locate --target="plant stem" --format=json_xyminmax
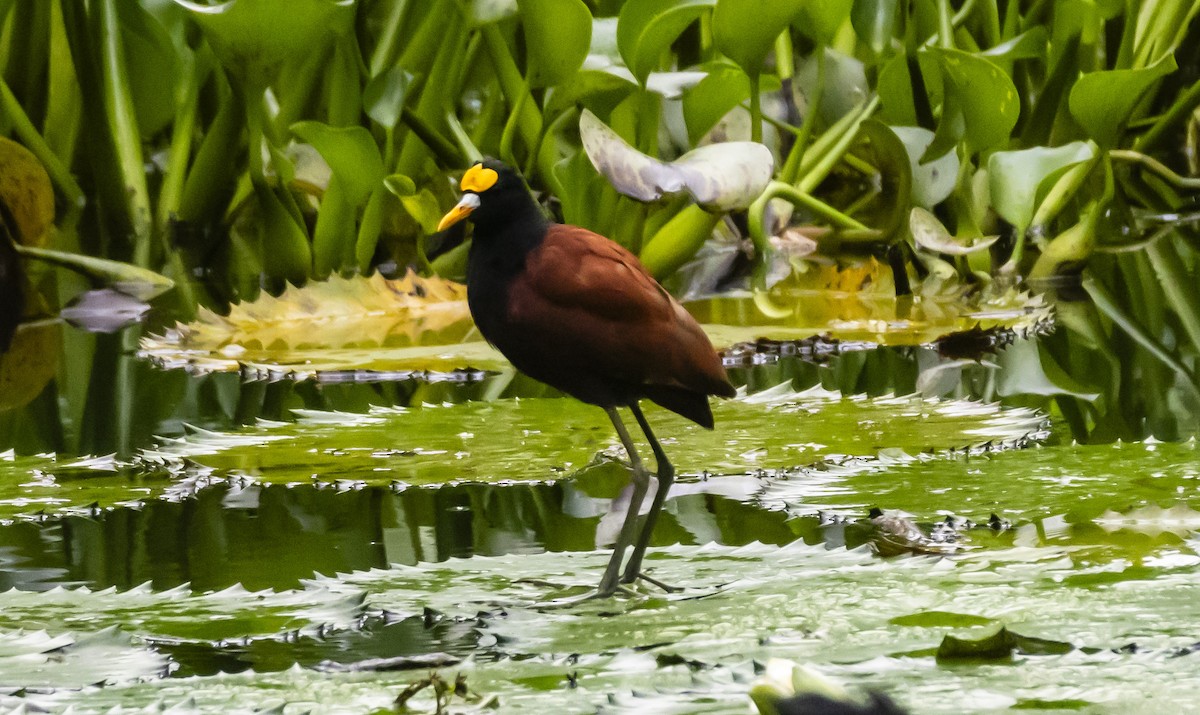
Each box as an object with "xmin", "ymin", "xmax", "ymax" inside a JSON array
[
  {"xmin": 781, "ymin": 46, "xmax": 823, "ymax": 185},
  {"xmin": 749, "ymin": 74, "xmax": 762, "ymax": 143},
  {"xmin": 1110, "ymin": 148, "xmax": 1200, "ymax": 190},
  {"xmin": 797, "ymin": 95, "xmax": 881, "ymax": 194},
  {"xmin": 1083, "ymin": 273, "xmax": 1200, "ymax": 404},
  {"xmin": 0, "ymin": 78, "xmax": 83, "ymax": 207},
  {"xmin": 97, "ymin": 0, "xmax": 151, "ymax": 265}
]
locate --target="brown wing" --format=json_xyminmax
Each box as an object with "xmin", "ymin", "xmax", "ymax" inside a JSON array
[{"xmin": 506, "ymin": 224, "xmax": 733, "ymax": 399}]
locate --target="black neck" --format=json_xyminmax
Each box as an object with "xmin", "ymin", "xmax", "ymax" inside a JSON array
[{"xmin": 467, "ymin": 190, "xmax": 551, "ymax": 275}]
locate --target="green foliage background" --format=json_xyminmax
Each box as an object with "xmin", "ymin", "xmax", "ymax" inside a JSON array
[{"xmin": 1, "ymin": 0, "xmax": 1200, "ymax": 448}]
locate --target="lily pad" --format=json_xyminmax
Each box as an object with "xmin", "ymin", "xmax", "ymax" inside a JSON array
[
  {"xmin": 138, "ymin": 271, "xmax": 500, "ymax": 378},
  {"xmin": 694, "ymin": 270, "xmax": 1053, "ymax": 348},
  {"xmin": 135, "ymin": 392, "xmax": 1047, "ymax": 490},
  {"xmin": 579, "ymin": 108, "xmax": 774, "ymax": 211}
]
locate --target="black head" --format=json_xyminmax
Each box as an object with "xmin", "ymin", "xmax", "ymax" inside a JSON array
[{"xmin": 437, "ymin": 159, "xmax": 542, "ymax": 234}]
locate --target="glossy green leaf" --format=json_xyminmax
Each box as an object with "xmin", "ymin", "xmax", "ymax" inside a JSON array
[
  {"xmin": 1069, "ymin": 53, "xmax": 1177, "ymax": 148},
  {"xmin": 712, "ymin": 0, "xmax": 803, "ymax": 78},
  {"xmin": 987, "ymin": 141, "xmax": 1094, "ymax": 233},
  {"xmin": 616, "ymin": 0, "xmax": 714, "ymax": 85},
  {"xmin": 15, "ymin": 245, "xmax": 174, "ymax": 300},
  {"xmin": 517, "ymin": 0, "xmax": 592, "ymax": 87},
  {"xmin": 362, "ymin": 65, "xmax": 411, "ymax": 129},
  {"xmin": 543, "ymin": 69, "xmax": 637, "ymax": 119},
  {"xmin": 850, "ymin": 0, "xmax": 898, "ymax": 54},
  {"xmin": 681, "ymin": 65, "xmax": 780, "ymax": 144},
  {"xmin": 116, "ymin": 0, "xmax": 182, "ymax": 139},
  {"xmin": 174, "ymin": 0, "xmax": 355, "ymax": 88},
  {"xmin": 290, "ymin": 122, "xmax": 384, "ymax": 205},
  {"xmin": 580, "ymin": 108, "xmax": 773, "ymax": 211},
  {"xmin": 981, "ymin": 26, "xmax": 1048, "ymax": 61},
  {"xmin": 921, "ymin": 47, "xmax": 1019, "ymax": 160},
  {"xmin": 891, "ymin": 126, "xmax": 958, "ymax": 209},
  {"xmin": 794, "ymin": 0, "xmax": 855, "ymax": 45}
]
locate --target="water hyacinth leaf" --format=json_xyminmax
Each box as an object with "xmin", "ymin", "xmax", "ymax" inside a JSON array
[
  {"xmin": 712, "ymin": 0, "xmax": 803, "ymax": 78},
  {"xmin": 794, "ymin": 0, "xmax": 854, "ymax": 45},
  {"xmin": 921, "ymin": 48, "xmax": 1019, "ymax": 160},
  {"xmin": 854, "ymin": 120, "xmax": 912, "ymax": 241},
  {"xmin": 681, "ymin": 65, "xmax": 751, "ymax": 144},
  {"xmin": 891, "ymin": 126, "xmax": 957, "ymax": 209},
  {"xmin": 909, "ymin": 207, "xmax": 998, "ymax": 255},
  {"xmin": 467, "ymin": 0, "xmax": 517, "ymax": 25},
  {"xmin": 116, "ymin": 0, "xmax": 182, "ymax": 139},
  {"xmin": 579, "ymin": 109, "xmax": 773, "ymax": 211},
  {"xmin": 291, "ymin": 122, "xmax": 384, "ymax": 205},
  {"xmin": 516, "ymin": 0, "xmax": 592, "ymax": 88},
  {"xmin": 363, "ymin": 65, "xmax": 411, "ymax": 129},
  {"xmin": 174, "ymin": 0, "xmax": 355, "ymax": 88},
  {"xmin": 15, "ymin": 245, "xmax": 174, "ymax": 300},
  {"xmin": 795, "ymin": 49, "xmax": 870, "ymax": 124},
  {"xmin": 1069, "ymin": 53, "xmax": 1177, "ymax": 148},
  {"xmin": 616, "ymin": 0, "xmax": 714, "ymax": 85},
  {"xmin": 987, "ymin": 141, "xmax": 1094, "ymax": 233},
  {"xmin": 60, "ymin": 289, "xmax": 152, "ymax": 333},
  {"xmin": 851, "ymin": 0, "xmax": 899, "ymax": 55},
  {"xmin": 544, "ymin": 69, "xmax": 636, "ymax": 119},
  {"xmin": 981, "ymin": 26, "xmax": 1048, "ymax": 61}
]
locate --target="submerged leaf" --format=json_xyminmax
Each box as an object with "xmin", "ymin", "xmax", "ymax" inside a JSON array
[{"xmin": 579, "ymin": 109, "xmax": 773, "ymax": 211}]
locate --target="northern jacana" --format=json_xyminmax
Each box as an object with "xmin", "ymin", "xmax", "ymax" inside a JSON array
[{"xmin": 438, "ymin": 159, "xmax": 736, "ymax": 597}]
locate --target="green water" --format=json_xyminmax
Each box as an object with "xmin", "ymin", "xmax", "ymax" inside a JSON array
[{"xmin": 1, "ymin": 323, "xmax": 1199, "ymax": 714}]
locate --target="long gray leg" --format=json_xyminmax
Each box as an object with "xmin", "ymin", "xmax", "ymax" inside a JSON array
[
  {"xmin": 597, "ymin": 406, "xmax": 652, "ymax": 596},
  {"xmin": 620, "ymin": 402, "xmax": 675, "ymax": 584}
]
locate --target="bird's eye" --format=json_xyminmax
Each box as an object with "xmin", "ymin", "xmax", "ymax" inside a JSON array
[{"xmin": 461, "ymin": 165, "xmax": 499, "ymax": 193}]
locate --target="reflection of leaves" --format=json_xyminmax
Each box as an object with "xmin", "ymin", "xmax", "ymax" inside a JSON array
[
  {"xmin": 696, "ymin": 267, "xmax": 1052, "ymax": 347},
  {"xmin": 0, "ymin": 236, "xmax": 22, "ymax": 351},
  {"xmin": 60, "ymin": 289, "xmax": 151, "ymax": 333},
  {"xmin": 0, "ymin": 320, "xmax": 59, "ymax": 411}
]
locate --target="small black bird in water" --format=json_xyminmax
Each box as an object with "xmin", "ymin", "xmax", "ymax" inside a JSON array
[{"xmin": 438, "ymin": 160, "xmax": 735, "ymax": 596}]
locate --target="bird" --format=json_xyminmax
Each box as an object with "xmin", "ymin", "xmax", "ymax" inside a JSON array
[{"xmin": 437, "ymin": 159, "xmax": 736, "ymax": 597}]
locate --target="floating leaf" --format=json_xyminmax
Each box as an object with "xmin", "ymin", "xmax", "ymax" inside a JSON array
[
  {"xmin": 579, "ymin": 108, "xmax": 773, "ymax": 211},
  {"xmin": 694, "ymin": 270, "xmax": 1053, "ymax": 347},
  {"xmin": 0, "ymin": 626, "xmax": 171, "ymax": 688},
  {"xmin": 616, "ymin": 0, "xmax": 714, "ymax": 85},
  {"xmin": 909, "ymin": 207, "xmax": 999, "ymax": 255},
  {"xmin": 138, "ymin": 271, "xmax": 494, "ymax": 378},
  {"xmin": 1069, "ymin": 53, "xmax": 1177, "ymax": 148},
  {"xmin": 517, "ymin": 0, "xmax": 592, "ymax": 87},
  {"xmin": 712, "ymin": 0, "xmax": 803, "ymax": 78}
]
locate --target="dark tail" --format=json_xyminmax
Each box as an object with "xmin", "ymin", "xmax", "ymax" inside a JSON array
[{"xmin": 642, "ymin": 385, "xmax": 717, "ymax": 429}]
